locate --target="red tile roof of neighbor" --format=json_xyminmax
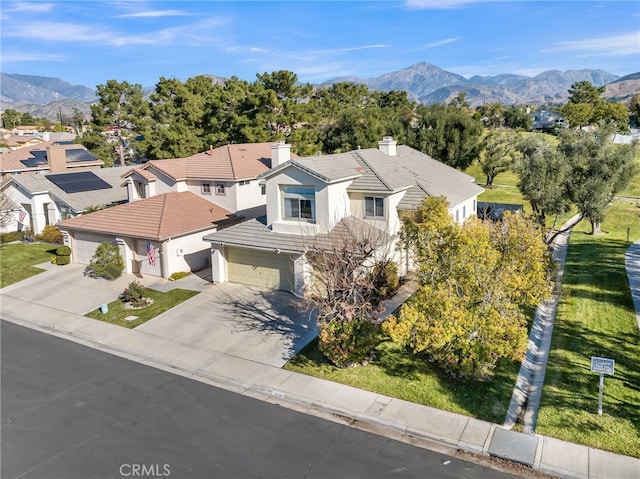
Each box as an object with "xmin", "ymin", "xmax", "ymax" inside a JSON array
[
  {"xmin": 126, "ymin": 142, "xmax": 296, "ymax": 182},
  {"xmin": 57, "ymin": 191, "xmax": 237, "ymax": 241}
]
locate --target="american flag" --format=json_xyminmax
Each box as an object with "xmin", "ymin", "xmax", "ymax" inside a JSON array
[
  {"xmin": 18, "ymin": 210, "xmax": 26, "ymax": 225},
  {"xmin": 146, "ymin": 241, "xmax": 156, "ymax": 266}
]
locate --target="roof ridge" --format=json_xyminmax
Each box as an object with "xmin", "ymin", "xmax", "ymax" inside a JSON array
[
  {"xmin": 156, "ymin": 192, "xmax": 170, "ymax": 239},
  {"xmin": 353, "ymin": 150, "xmax": 393, "ymax": 191},
  {"xmin": 227, "ymin": 144, "xmax": 236, "ymax": 179}
]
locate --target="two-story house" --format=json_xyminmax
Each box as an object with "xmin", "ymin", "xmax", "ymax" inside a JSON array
[
  {"xmin": 122, "ymin": 142, "xmax": 295, "ymax": 218},
  {"xmin": 203, "ymin": 137, "xmax": 484, "ymax": 294}
]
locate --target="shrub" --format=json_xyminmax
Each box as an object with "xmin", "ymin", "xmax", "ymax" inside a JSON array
[
  {"xmin": 0, "ymin": 231, "xmax": 26, "ymax": 243},
  {"xmin": 88, "ymin": 242, "xmax": 124, "ymax": 280},
  {"xmin": 372, "ymin": 260, "xmax": 400, "ymax": 299},
  {"xmin": 318, "ymin": 319, "xmax": 381, "ymax": 367},
  {"xmin": 56, "ymin": 255, "xmax": 70, "ymax": 265},
  {"xmin": 122, "ymin": 280, "xmax": 147, "ymax": 304},
  {"xmin": 50, "ymin": 255, "xmax": 57, "ymax": 264},
  {"xmin": 169, "ymin": 271, "xmax": 191, "ymax": 281},
  {"xmin": 56, "ymin": 245, "xmax": 71, "ymax": 256},
  {"xmin": 38, "ymin": 225, "xmax": 63, "ymax": 244}
]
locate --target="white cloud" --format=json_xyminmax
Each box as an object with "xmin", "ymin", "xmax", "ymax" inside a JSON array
[
  {"xmin": 4, "ymin": 2, "xmax": 54, "ymax": 12},
  {"xmin": 544, "ymin": 31, "xmax": 640, "ymax": 57},
  {"xmin": 421, "ymin": 37, "xmax": 461, "ymax": 49},
  {"xmin": 405, "ymin": 0, "xmax": 482, "ymax": 10},
  {"xmin": 117, "ymin": 10, "xmax": 190, "ymax": 18},
  {"xmin": 1, "ymin": 50, "xmax": 65, "ymax": 62}
]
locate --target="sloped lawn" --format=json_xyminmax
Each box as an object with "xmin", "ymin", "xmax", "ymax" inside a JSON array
[
  {"xmin": 85, "ymin": 288, "xmax": 199, "ymax": 328},
  {"xmin": 0, "ymin": 243, "xmax": 57, "ymax": 288},
  {"xmin": 536, "ymin": 200, "xmax": 640, "ymax": 458}
]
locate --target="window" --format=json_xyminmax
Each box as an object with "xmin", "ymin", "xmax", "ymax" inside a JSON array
[
  {"xmin": 283, "ymin": 186, "xmax": 315, "ymax": 221},
  {"xmin": 463, "ymin": 205, "xmax": 466, "ymax": 218},
  {"xmin": 455, "ymin": 209, "xmax": 460, "ymax": 222},
  {"xmin": 365, "ymin": 196, "xmax": 384, "ymax": 217},
  {"xmin": 215, "ymin": 183, "xmax": 225, "ymax": 195},
  {"xmin": 135, "ymin": 181, "xmax": 145, "ymax": 198},
  {"xmin": 201, "ymin": 183, "xmax": 211, "ymax": 195},
  {"xmin": 239, "ymin": 180, "xmax": 250, "ymax": 186},
  {"xmin": 260, "ymin": 184, "xmax": 266, "ymax": 195}
]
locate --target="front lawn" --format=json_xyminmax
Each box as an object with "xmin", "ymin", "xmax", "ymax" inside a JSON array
[
  {"xmin": 285, "ymin": 338, "xmax": 520, "ymax": 424},
  {"xmin": 536, "ymin": 200, "xmax": 640, "ymax": 458},
  {"xmin": 85, "ymin": 288, "xmax": 199, "ymax": 328},
  {"xmin": 0, "ymin": 243, "xmax": 57, "ymax": 288}
]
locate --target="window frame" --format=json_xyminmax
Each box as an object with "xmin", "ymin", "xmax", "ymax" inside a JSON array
[
  {"xmin": 282, "ymin": 186, "xmax": 316, "ymax": 223},
  {"xmin": 364, "ymin": 196, "xmax": 385, "ymax": 218},
  {"xmin": 201, "ymin": 182, "xmax": 211, "ymax": 195},
  {"xmin": 215, "ymin": 183, "xmax": 226, "ymax": 195}
]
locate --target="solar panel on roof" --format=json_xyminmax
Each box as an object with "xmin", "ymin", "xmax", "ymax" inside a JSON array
[{"xmin": 47, "ymin": 171, "xmax": 112, "ymax": 194}]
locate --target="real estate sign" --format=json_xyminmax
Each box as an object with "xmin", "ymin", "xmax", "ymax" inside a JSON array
[{"xmin": 590, "ymin": 356, "xmax": 615, "ymax": 416}]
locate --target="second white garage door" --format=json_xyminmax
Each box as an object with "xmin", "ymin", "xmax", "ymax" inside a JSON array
[
  {"xmin": 227, "ymin": 247, "xmax": 294, "ymax": 291},
  {"xmin": 74, "ymin": 233, "xmax": 114, "ymax": 264}
]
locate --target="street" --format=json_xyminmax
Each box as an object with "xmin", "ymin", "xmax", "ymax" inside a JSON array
[{"xmin": 1, "ymin": 321, "xmax": 521, "ymax": 479}]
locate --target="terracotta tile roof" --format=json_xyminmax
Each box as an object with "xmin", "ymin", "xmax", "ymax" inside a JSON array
[
  {"xmin": 122, "ymin": 167, "xmax": 158, "ymax": 181},
  {"xmin": 140, "ymin": 142, "xmax": 296, "ymax": 181},
  {"xmin": 0, "ymin": 141, "xmax": 102, "ymax": 173},
  {"xmin": 57, "ymin": 191, "xmax": 239, "ymax": 241}
]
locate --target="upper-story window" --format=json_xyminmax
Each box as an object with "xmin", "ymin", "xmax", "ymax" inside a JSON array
[
  {"xmin": 260, "ymin": 184, "xmax": 266, "ymax": 195},
  {"xmin": 135, "ymin": 181, "xmax": 146, "ymax": 198},
  {"xmin": 283, "ymin": 186, "xmax": 315, "ymax": 222},
  {"xmin": 201, "ymin": 182, "xmax": 211, "ymax": 195},
  {"xmin": 365, "ymin": 196, "xmax": 385, "ymax": 218},
  {"xmin": 239, "ymin": 180, "xmax": 250, "ymax": 186},
  {"xmin": 215, "ymin": 183, "xmax": 225, "ymax": 195}
]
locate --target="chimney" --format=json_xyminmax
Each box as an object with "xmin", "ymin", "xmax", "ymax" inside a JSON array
[
  {"xmin": 271, "ymin": 140, "xmax": 291, "ymax": 168},
  {"xmin": 209, "ymin": 145, "xmax": 214, "ymax": 156},
  {"xmin": 46, "ymin": 145, "xmax": 67, "ymax": 173},
  {"xmin": 378, "ymin": 136, "xmax": 397, "ymax": 156}
]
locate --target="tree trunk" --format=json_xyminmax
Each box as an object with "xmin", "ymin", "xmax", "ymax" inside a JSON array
[{"xmin": 590, "ymin": 220, "xmax": 602, "ymax": 235}]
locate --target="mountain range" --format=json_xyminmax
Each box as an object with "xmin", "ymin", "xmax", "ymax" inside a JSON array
[{"xmin": 1, "ymin": 63, "xmax": 638, "ymax": 121}]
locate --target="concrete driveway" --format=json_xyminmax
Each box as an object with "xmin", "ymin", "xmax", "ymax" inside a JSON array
[
  {"xmin": 137, "ymin": 282, "xmax": 317, "ymax": 367},
  {"xmin": 1, "ymin": 263, "xmax": 318, "ymax": 367}
]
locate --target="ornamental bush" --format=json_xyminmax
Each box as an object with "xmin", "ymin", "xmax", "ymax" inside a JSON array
[
  {"xmin": 38, "ymin": 225, "xmax": 63, "ymax": 244},
  {"xmin": 122, "ymin": 280, "xmax": 147, "ymax": 304},
  {"xmin": 318, "ymin": 319, "xmax": 381, "ymax": 367},
  {"xmin": 372, "ymin": 260, "xmax": 400, "ymax": 300},
  {"xmin": 56, "ymin": 245, "xmax": 71, "ymax": 256},
  {"xmin": 88, "ymin": 242, "xmax": 124, "ymax": 280}
]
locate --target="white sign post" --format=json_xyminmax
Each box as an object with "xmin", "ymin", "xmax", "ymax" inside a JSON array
[{"xmin": 590, "ymin": 357, "xmax": 615, "ymax": 416}]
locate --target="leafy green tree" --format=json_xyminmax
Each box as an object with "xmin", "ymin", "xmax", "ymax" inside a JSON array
[
  {"xmin": 480, "ymin": 129, "xmax": 516, "ymax": 187},
  {"xmin": 88, "ymin": 242, "xmax": 125, "ymax": 280},
  {"xmin": 514, "ymin": 134, "xmax": 571, "ymax": 235},
  {"xmin": 503, "ymin": 105, "xmax": 533, "ymax": 130},
  {"xmin": 1, "ymin": 109, "xmax": 22, "ymax": 128},
  {"xmin": 600, "ymin": 102, "xmax": 630, "ymax": 133},
  {"xmin": 630, "ymin": 94, "xmax": 640, "ymax": 127},
  {"xmin": 384, "ymin": 196, "xmax": 552, "ymax": 379},
  {"xmin": 559, "ymin": 127, "xmax": 638, "ymax": 235},
  {"xmin": 560, "ymin": 102, "xmax": 594, "ymax": 128},
  {"xmin": 476, "ymin": 102, "xmax": 505, "ymax": 129},
  {"xmin": 90, "ymin": 80, "xmax": 150, "ymax": 165},
  {"xmin": 567, "ymin": 81, "xmax": 606, "ymax": 105},
  {"xmin": 408, "ymin": 103, "xmax": 483, "ymax": 170}
]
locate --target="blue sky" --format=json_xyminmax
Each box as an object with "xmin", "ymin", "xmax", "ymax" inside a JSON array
[{"xmin": 2, "ymin": 1, "xmax": 639, "ymax": 89}]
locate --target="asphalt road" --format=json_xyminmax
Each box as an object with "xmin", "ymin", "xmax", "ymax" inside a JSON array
[{"xmin": 1, "ymin": 321, "xmax": 520, "ymax": 479}]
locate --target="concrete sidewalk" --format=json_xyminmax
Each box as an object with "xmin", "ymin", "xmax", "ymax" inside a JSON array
[{"xmin": 1, "ymin": 268, "xmax": 638, "ymax": 478}]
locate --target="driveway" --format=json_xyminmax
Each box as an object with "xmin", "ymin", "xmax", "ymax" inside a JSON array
[{"xmin": 1, "ymin": 263, "xmax": 318, "ymax": 367}]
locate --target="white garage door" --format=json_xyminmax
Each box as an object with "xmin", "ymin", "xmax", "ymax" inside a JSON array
[
  {"xmin": 74, "ymin": 232, "xmax": 114, "ymax": 264},
  {"xmin": 227, "ymin": 247, "xmax": 294, "ymax": 291}
]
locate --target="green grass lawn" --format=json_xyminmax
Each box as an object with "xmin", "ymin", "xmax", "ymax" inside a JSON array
[
  {"xmin": 536, "ymin": 200, "xmax": 640, "ymax": 458},
  {"xmin": 85, "ymin": 288, "xmax": 199, "ymax": 328},
  {"xmin": 285, "ymin": 337, "xmax": 521, "ymax": 424},
  {"xmin": 0, "ymin": 243, "xmax": 57, "ymax": 288}
]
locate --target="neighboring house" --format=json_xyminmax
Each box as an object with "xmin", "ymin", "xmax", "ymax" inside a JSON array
[
  {"xmin": 0, "ymin": 191, "xmax": 22, "ymax": 235},
  {"xmin": 477, "ymin": 201, "xmax": 523, "ymax": 221},
  {"xmin": 122, "ymin": 142, "xmax": 295, "ymax": 218},
  {"xmin": 0, "ymin": 141, "xmax": 103, "ymax": 181},
  {"xmin": 203, "ymin": 136, "xmax": 484, "ymax": 294},
  {"xmin": 57, "ymin": 191, "xmax": 242, "ymax": 278},
  {"xmin": 5, "ymin": 136, "xmax": 44, "ymax": 151},
  {"xmin": 1, "ymin": 167, "xmax": 129, "ymax": 235},
  {"xmin": 531, "ymin": 109, "xmax": 567, "ymax": 130}
]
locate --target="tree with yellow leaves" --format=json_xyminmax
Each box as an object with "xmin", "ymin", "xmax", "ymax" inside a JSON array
[{"xmin": 384, "ymin": 196, "xmax": 553, "ymax": 380}]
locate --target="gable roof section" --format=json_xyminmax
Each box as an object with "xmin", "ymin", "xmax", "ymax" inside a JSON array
[
  {"xmin": 203, "ymin": 215, "xmax": 390, "ymax": 254},
  {"xmin": 260, "ymin": 144, "xmax": 483, "ymax": 205},
  {"xmin": 57, "ymin": 191, "xmax": 238, "ymax": 241},
  {"xmin": 137, "ymin": 142, "xmax": 291, "ymax": 182},
  {"xmin": 7, "ymin": 167, "xmax": 129, "ymax": 214}
]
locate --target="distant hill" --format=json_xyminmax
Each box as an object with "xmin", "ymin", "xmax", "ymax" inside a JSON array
[{"xmin": 1, "ymin": 66, "xmax": 638, "ymax": 121}]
